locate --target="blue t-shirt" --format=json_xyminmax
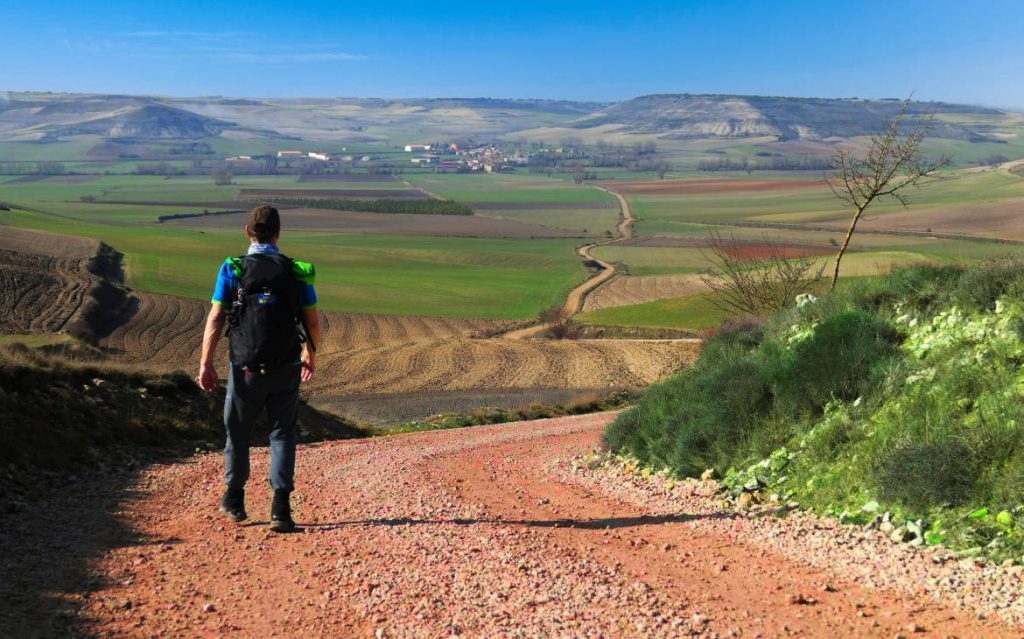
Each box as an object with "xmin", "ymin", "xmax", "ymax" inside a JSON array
[{"xmin": 211, "ymin": 243, "xmax": 318, "ymax": 309}]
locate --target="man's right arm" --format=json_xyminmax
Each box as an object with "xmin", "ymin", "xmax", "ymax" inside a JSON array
[{"xmin": 199, "ymin": 303, "xmax": 226, "ymax": 394}]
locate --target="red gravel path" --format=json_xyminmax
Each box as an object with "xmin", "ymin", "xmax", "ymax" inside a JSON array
[{"xmin": 2, "ymin": 413, "xmax": 1019, "ymax": 637}]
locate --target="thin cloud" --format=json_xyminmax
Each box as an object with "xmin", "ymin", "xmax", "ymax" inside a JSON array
[
  {"xmin": 217, "ymin": 51, "xmax": 368, "ymax": 63},
  {"xmin": 61, "ymin": 32, "xmax": 368, "ymax": 63},
  {"xmin": 116, "ymin": 30, "xmax": 257, "ymax": 38}
]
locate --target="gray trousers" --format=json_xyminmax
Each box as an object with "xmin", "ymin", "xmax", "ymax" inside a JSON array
[{"xmin": 223, "ymin": 363, "xmax": 301, "ymax": 492}]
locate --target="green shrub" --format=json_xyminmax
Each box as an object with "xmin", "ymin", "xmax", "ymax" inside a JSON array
[
  {"xmin": 953, "ymin": 258, "xmax": 1024, "ymax": 311},
  {"xmin": 603, "ymin": 260, "xmax": 1024, "ymax": 560},
  {"xmin": 876, "ymin": 440, "xmax": 978, "ymax": 509},
  {"xmin": 766, "ymin": 309, "xmax": 900, "ymax": 417}
]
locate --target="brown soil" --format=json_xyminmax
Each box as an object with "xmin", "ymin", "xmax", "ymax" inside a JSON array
[
  {"xmin": 0, "ymin": 229, "xmax": 107, "ymax": 337},
  {"xmin": 96, "ymin": 295, "xmax": 697, "ymax": 408},
  {"xmin": 0, "ymin": 251, "xmax": 95, "ymax": 335},
  {"xmin": 605, "ymin": 178, "xmax": 824, "ymax": 195},
  {"xmin": 583, "ymin": 274, "xmax": 710, "ymax": 312},
  {"xmin": 167, "ymin": 208, "xmax": 584, "ymax": 238},
  {"xmin": 0, "ymin": 226, "xmax": 100, "ymax": 258},
  {"xmin": 5, "ymin": 414, "xmax": 1016, "ymax": 637},
  {"xmin": 238, "ymin": 188, "xmax": 430, "ymax": 200}
]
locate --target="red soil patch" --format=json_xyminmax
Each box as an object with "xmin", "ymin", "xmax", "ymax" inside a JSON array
[
  {"xmin": 606, "ymin": 178, "xmax": 824, "ymax": 195},
  {"xmin": 722, "ymin": 243, "xmax": 833, "ymax": 260}
]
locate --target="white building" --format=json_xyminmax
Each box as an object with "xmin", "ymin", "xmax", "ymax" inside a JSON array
[
  {"xmin": 308, "ymin": 152, "xmax": 331, "ymax": 161},
  {"xmin": 277, "ymin": 150, "xmax": 304, "ymax": 158},
  {"xmin": 404, "ymin": 144, "xmax": 432, "ymax": 152}
]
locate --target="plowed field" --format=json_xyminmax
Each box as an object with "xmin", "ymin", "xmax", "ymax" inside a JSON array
[
  {"xmin": 97, "ymin": 293, "xmax": 698, "ymax": 404},
  {"xmin": 0, "ymin": 229, "xmax": 101, "ymax": 335},
  {"xmin": 582, "ymin": 274, "xmax": 710, "ymax": 312}
]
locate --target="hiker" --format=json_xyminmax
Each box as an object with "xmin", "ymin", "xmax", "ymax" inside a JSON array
[{"xmin": 197, "ymin": 205, "xmax": 320, "ymax": 533}]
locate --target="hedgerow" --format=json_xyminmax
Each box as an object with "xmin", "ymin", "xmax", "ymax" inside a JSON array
[{"xmin": 262, "ymin": 198, "xmax": 474, "ymax": 216}]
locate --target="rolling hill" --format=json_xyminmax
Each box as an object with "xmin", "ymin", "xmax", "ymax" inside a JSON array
[
  {"xmin": 0, "ymin": 91, "xmax": 1019, "ymax": 165},
  {"xmin": 565, "ymin": 93, "xmax": 1006, "ymax": 141}
]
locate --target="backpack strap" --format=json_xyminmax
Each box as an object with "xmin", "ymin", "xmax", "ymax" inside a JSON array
[
  {"xmin": 227, "ymin": 256, "xmax": 245, "ymax": 279},
  {"xmin": 222, "ymin": 255, "xmax": 248, "ymax": 338},
  {"xmin": 292, "ymin": 260, "xmax": 316, "ymax": 285}
]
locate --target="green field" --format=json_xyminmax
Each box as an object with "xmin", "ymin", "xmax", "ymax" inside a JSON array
[
  {"xmin": 1, "ymin": 172, "xmax": 604, "ymax": 319},
  {"xmin": 5, "ymin": 160, "xmax": 1024, "ymax": 327}
]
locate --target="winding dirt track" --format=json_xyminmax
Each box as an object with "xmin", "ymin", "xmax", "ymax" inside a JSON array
[
  {"xmin": 5, "ymin": 413, "xmax": 1017, "ymax": 637},
  {"xmin": 504, "ymin": 186, "xmax": 635, "ymax": 339}
]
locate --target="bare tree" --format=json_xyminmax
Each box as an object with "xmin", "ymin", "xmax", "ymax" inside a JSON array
[
  {"xmin": 538, "ymin": 305, "xmax": 582, "ymax": 340},
  {"xmin": 701, "ymin": 232, "xmax": 825, "ymax": 317},
  {"xmin": 213, "ymin": 167, "xmax": 234, "ymax": 186},
  {"xmin": 826, "ymin": 98, "xmax": 951, "ymax": 290}
]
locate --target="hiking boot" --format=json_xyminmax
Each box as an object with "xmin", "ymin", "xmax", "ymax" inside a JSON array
[
  {"xmin": 221, "ymin": 488, "xmax": 247, "ymax": 523},
  {"xmin": 269, "ymin": 489, "xmax": 295, "ymax": 533}
]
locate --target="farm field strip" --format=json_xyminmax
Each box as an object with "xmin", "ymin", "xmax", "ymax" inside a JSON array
[{"xmin": 582, "ymin": 273, "xmax": 710, "ymax": 312}]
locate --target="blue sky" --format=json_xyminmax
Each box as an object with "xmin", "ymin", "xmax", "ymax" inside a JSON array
[{"xmin": 4, "ymin": 0, "xmax": 1023, "ymax": 108}]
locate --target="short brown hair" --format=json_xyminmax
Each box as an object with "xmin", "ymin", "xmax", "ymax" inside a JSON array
[{"xmin": 248, "ymin": 205, "xmax": 280, "ymax": 243}]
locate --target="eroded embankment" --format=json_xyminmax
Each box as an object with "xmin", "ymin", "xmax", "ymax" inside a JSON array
[{"xmin": 0, "ymin": 227, "xmax": 131, "ymax": 342}]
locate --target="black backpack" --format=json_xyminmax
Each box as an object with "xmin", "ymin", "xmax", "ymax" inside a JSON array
[{"xmin": 225, "ymin": 252, "xmax": 305, "ymax": 372}]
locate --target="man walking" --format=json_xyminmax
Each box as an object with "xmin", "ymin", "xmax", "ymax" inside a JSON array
[{"xmin": 198, "ymin": 205, "xmax": 320, "ymax": 533}]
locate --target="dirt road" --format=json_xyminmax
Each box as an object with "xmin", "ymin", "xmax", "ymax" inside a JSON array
[
  {"xmin": 504, "ymin": 186, "xmax": 635, "ymax": 339},
  {"xmin": 4, "ymin": 413, "xmax": 1020, "ymax": 637}
]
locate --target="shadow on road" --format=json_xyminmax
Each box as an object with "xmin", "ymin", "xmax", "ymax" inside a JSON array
[
  {"xmin": 0, "ymin": 471, "xmax": 185, "ymax": 638},
  {"xmin": 297, "ymin": 512, "xmax": 736, "ymax": 532}
]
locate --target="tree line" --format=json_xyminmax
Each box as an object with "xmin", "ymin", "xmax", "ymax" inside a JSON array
[
  {"xmin": 259, "ymin": 198, "xmax": 474, "ymax": 216},
  {"xmin": 698, "ymin": 154, "xmax": 834, "ymax": 172}
]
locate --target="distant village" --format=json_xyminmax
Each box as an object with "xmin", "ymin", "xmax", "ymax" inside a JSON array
[
  {"xmin": 137, "ymin": 138, "xmax": 668, "ymax": 181},
  {"xmin": 223, "ymin": 141, "xmax": 593, "ymax": 175}
]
